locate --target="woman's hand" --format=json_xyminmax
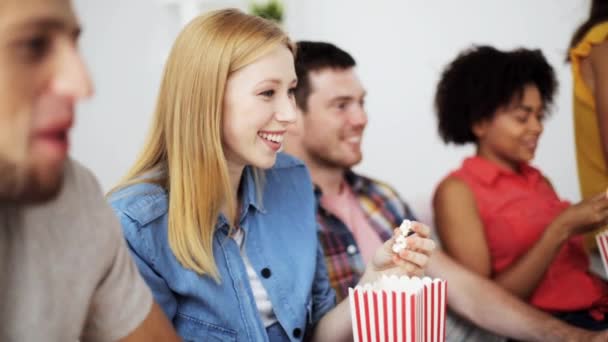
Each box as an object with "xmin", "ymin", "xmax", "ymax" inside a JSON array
[
  {"xmin": 554, "ymin": 191, "xmax": 608, "ymax": 237},
  {"xmin": 359, "ymin": 221, "xmax": 436, "ymax": 285}
]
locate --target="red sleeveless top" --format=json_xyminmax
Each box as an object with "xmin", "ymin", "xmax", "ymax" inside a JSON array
[{"xmin": 449, "ymin": 156, "xmax": 608, "ymax": 312}]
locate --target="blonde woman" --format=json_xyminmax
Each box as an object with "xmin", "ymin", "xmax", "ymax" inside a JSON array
[{"xmin": 109, "ymin": 9, "xmax": 435, "ymax": 341}]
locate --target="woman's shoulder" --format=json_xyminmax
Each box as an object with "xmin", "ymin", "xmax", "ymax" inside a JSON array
[
  {"xmin": 263, "ymin": 153, "xmax": 315, "ymax": 206},
  {"xmin": 266, "ymin": 153, "xmax": 311, "ymax": 184},
  {"xmin": 571, "ymin": 21, "xmax": 608, "ymax": 56},
  {"xmin": 271, "ymin": 152, "xmax": 307, "ymax": 170},
  {"xmin": 434, "ymin": 159, "xmax": 478, "ymax": 205},
  {"xmin": 108, "ymin": 182, "xmax": 168, "ymax": 228},
  {"xmin": 434, "ymin": 175, "xmax": 472, "ymax": 201},
  {"xmin": 586, "ymin": 22, "xmax": 608, "ymax": 43}
]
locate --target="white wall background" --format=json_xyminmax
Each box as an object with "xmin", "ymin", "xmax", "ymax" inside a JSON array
[{"xmin": 72, "ymin": 0, "xmax": 590, "ymax": 224}]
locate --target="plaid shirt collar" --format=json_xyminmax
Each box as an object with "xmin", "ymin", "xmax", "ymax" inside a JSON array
[
  {"xmin": 313, "ymin": 170, "xmax": 371, "ymax": 210},
  {"xmin": 314, "ymin": 170, "xmax": 414, "ymax": 301}
]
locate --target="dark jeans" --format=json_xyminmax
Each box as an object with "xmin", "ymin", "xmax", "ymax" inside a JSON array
[{"xmin": 554, "ymin": 310, "xmax": 608, "ymax": 331}]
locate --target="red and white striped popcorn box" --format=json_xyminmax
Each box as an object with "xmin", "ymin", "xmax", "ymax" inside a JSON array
[
  {"xmin": 596, "ymin": 230, "xmax": 608, "ymax": 277},
  {"xmin": 422, "ymin": 277, "xmax": 448, "ymax": 342},
  {"xmin": 349, "ymin": 275, "xmax": 447, "ymax": 342}
]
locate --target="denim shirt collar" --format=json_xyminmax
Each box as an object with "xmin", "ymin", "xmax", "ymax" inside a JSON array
[
  {"xmin": 216, "ymin": 166, "xmax": 266, "ymax": 231},
  {"xmin": 241, "ymin": 166, "xmax": 265, "ymax": 213}
]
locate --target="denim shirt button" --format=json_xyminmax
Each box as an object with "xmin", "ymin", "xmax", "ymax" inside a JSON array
[
  {"xmin": 346, "ymin": 244, "xmax": 357, "ymax": 255},
  {"xmin": 292, "ymin": 328, "xmax": 302, "ymax": 338},
  {"xmin": 261, "ymin": 268, "xmax": 272, "ymax": 278}
]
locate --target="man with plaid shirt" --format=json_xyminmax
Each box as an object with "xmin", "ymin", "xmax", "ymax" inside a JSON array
[
  {"xmin": 284, "ymin": 40, "xmax": 608, "ymax": 342},
  {"xmin": 315, "ymin": 171, "xmax": 414, "ymax": 301}
]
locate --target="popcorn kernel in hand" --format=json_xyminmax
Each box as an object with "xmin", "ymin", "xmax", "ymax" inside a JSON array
[{"xmin": 392, "ymin": 220, "xmax": 415, "ymax": 253}]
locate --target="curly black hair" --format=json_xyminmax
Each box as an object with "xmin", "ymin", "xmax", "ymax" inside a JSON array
[
  {"xmin": 435, "ymin": 45, "xmax": 557, "ymax": 144},
  {"xmin": 294, "ymin": 41, "xmax": 356, "ymax": 111}
]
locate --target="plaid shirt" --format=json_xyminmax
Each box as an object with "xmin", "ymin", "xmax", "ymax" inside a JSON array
[
  {"xmin": 315, "ymin": 170, "xmax": 416, "ymax": 302},
  {"xmin": 315, "ymin": 171, "xmax": 505, "ymax": 342}
]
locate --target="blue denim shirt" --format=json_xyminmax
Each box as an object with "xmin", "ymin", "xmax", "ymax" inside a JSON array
[{"xmin": 109, "ymin": 153, "xmax": 336, "ymax": 342}]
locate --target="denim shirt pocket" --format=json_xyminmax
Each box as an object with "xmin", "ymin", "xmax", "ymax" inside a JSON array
[{"xmin": 174, "ymin": 312, "xmax": 237, "ymax": 342}]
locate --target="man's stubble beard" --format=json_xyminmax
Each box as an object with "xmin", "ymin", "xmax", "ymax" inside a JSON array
[
  {"xmin": 309, "ymin": 146, "xmax": 362, "ymax": 172},
  {"xmin": 0, "ymin": 158, "xmax": 64, "ymax": 205}
]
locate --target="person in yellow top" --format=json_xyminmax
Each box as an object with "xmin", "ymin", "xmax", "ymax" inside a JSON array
[{"xmin": 569, "ymin": 0, "xmax": 608, "ymax": 250}]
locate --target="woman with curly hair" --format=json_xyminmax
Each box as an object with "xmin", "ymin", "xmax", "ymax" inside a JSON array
[{"xmin": 433, "ymin": 45, "xmax": 608, "ymax": 330}]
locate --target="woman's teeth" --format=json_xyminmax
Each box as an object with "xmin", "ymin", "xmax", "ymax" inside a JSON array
[{"xmin": 258, "ymin": 132, "xmax": 284, "ymax": 143}]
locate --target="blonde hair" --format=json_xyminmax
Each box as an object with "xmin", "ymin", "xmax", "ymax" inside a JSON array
[{"xmin": 110, "ymin": 9, "xmax": 294, "ymax": 280}]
